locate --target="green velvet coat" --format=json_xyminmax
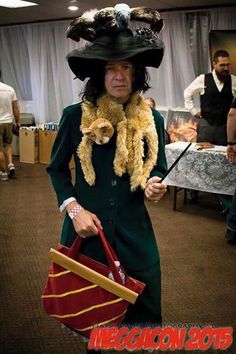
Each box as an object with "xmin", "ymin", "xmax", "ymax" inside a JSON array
[{"xmin": 47, "ymin": 103, "xmax": 167, "ymax": 271}]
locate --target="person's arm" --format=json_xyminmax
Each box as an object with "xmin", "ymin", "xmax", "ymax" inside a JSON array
[
  {"xmin": 12, "ymin": 100, "xmax": 20, "ymax": 126},
  {"xmin": 227, "ymin": 102, "xmax": 236, "ymax": 163},
  {"xmin": 46, "ymin": 105, "xmax": 102, "ymax": 237},
  {"xmin": 184, "ymin": 74, "xmax": 204, "ymax": 118},
  {"xmin": 227, "ymin": 108, "xmax": 236, "ymax": 143},
  {"xmin": 231, "ymin": 74, "xmax": 236, "ymax": 97},
  {"xmin": 145, "ymin": 110, "xmax": 167, "ymax": 202},
  {"xmin": 46, "ymin": 107, "xmax": 77, "ymax": 205}
]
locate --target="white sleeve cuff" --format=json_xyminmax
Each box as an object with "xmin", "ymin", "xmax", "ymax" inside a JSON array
[
  {"xmin": 191, "ymin": 108, "xmax": 200, "ymax": 117},
  {"xmin": 60, "ymin": 197, "xmax": 77, "ymax": 212}
]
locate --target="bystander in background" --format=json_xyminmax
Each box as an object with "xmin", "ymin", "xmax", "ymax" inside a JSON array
[
  {"xmin": 145, "ymin": 97, "xmax": 156, "ymax": 108},
  {"xmin": 0, "ymin": 81, "xmax": 20, "ymax": 181},
  {"xmin": 145, "ymin": 96, "xmax": 170, "ymax": 145},
  {"xmin": 226, "ymin": 96, "xmax": 236, "ymax": 244},
  {"xmin": 184, "ymin": 50, "xmax": 236, "ymax": 205},
  {"xmin": 184, "ymin": 50, "xmax": 236, "ymax": 146}
]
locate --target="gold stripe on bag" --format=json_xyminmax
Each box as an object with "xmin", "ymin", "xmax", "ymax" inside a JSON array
[
  {"xmin": 77, "ymin": 309, "xmax": 127, "ymax": 332},
  {"xmin": 49, "ymin": 297, "xmax": 124, "ymax": 319},
  {"xmin": 48, "ymin": 270, "xmax": 71, "ymax": 277},
  {"xmin": 41, "ymin": 284, "xmax": 98, "ymax": 298}
]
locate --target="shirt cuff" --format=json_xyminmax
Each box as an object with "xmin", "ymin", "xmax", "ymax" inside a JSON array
[
  {"xmin": 60, "ymin": 197, "xmax": 77, "ymax": 212},
  {"xmin": 191, "ymin": 108, "xmax": 200, "ymax": 117}
]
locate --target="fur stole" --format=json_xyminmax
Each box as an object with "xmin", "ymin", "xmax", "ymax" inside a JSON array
[{"xmin": 77, "ymin": 92, "xmax": 158, "ymax": 191}]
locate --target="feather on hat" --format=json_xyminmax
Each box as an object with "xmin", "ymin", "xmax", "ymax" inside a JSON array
[{"xmin": 66, "ymin": 3, "xmax": 164, "ymax": 80}]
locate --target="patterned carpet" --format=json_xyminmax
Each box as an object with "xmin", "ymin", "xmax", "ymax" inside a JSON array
[{"xmin": 0, "ymin": 159, "xmax": 236, "ymax": 354}]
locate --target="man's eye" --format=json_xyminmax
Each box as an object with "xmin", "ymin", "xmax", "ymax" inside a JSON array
[{"xmin": 123, "ymin": 65, "xmax": 132, "ymax": 70}]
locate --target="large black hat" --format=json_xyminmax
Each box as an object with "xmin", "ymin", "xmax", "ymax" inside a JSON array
[{"xmin": 66, "ymin": 4, "xmax": 165, "ymax": 81}]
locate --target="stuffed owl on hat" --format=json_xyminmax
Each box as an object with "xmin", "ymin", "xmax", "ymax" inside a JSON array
[{"xmin": 67, "ymin": 3, "xmax": 164, "ymax": 42}]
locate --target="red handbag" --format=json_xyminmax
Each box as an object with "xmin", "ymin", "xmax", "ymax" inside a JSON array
[{"xmin": 42, "ymin": 228, "xmax": 145, "ymax": 338}]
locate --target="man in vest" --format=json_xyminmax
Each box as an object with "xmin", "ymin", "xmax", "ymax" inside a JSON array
[{"xmin": 184, "ymin": 50, "xmax": 236, "ymax": 146}]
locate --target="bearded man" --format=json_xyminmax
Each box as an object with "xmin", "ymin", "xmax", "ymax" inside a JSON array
[{"xmin": 184, "ymin": 50, "xmax": 236, "ymax": 145}]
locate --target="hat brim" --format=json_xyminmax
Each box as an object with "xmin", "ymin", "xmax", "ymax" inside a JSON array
[{"xmin": 67, "ymin": 32, "xmax": 164, "ymax": 81}]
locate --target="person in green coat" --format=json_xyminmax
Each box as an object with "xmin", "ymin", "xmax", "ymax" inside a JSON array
[{"xmin": 47, "ymin": 4, "xmax": 167, "ymax": 353}]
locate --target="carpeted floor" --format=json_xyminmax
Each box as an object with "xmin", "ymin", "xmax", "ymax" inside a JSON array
[{"xmin": 0, "ymin": 159, "xmax": 236, "ymax": 354}]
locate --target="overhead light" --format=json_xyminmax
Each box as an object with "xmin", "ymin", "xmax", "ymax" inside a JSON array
[
  {"xmin": 0, "ymin": 0, "xmax": 38, "ymax": 8},
  {"xmin": 68, "ymin": 5, "xmax": 79, "ymax": 11},
  {"xmin": 68, "ymin": 0, "xmax": 79, "ymax": 11}
]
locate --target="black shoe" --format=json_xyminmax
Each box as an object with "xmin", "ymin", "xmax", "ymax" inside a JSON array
[
  {"xmin": 226, "ymin": 229, "xmax": 236, "ymax": 244},
  {"xmin": 8, "ymin": 164, "xmax": 15, "ymax": 178},
  {"xmin": 220, "ymin": 207, "xmax": 229, "ymax": 217}
]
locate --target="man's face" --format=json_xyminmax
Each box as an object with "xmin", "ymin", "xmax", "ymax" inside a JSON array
[
  {"xmin": 104, "ymin": 61, "xmax": 133, "ymax": 103},
  {"xmin": 213, "ymin": 56, "xmax": 230, "ymax": 82}
]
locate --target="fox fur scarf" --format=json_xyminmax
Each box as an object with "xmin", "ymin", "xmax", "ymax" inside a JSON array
[{"xmin": 77, "ymin": 92, "xmax": 158, "ymax": 191}]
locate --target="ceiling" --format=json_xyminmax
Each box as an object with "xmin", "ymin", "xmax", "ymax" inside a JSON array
[{"xmin": 0, "ymin": 0, "xmax": 235, "ymax": 26}]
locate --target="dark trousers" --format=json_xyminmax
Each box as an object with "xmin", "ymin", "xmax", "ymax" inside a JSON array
[
  {"xmin": 227, "ymin": 188, "xmax": 236, "ymax": 232},
  {"xmin": 197, "ymin": 117, "xmax": 227, "ymax": 146}
]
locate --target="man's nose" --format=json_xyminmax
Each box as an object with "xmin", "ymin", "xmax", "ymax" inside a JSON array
[{"xmin": 114, "ymin": 70, "xmax": 124, "ymax": 80}]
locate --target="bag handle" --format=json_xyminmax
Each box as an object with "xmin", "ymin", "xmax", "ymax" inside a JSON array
[{"xmin": 68, "ymin": 228, "xmax": 124, "ymax": 284}]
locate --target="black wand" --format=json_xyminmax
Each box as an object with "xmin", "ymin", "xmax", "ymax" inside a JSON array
[{"xmin": 160, "ymin": 142, "xmax": 192, "ymax": 182}]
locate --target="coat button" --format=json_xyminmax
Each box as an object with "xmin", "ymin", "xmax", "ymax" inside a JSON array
[
  {"xmin": 109, "ymin": 198, "xmax": 115, "ymax": 206},
  {"xmin": 111, "ymin": 180, "xmax": 117, "ymax": 186}
]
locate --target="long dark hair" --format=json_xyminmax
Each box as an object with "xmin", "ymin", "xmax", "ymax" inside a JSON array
[{"xmin": 81, "ymin": 61, "xmax": 151, "ymax": 104}]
